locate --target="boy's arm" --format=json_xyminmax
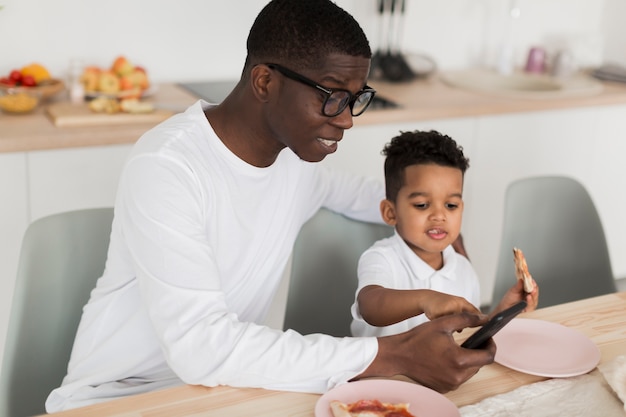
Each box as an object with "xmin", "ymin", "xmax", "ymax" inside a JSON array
[{"xmin": 357, "ymin": 285, "xmax": 481, "ymax": 326}]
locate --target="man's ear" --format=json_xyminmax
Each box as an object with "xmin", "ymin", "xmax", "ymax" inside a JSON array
[
  {"xmin": 250, "ymin": 64, "xmax": 272, "ymax": 103},
  {"xmin": 380, "ymin": 199, "xmax": 397, "ymax": 226}
]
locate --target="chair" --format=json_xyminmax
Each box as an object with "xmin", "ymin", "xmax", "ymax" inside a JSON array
[
  {"xmin": 492, "ymin": 176, "xmax": 617, "ymax": 309},
  {"xmin": 0, "ymin": 207, "xmax": 114, "ymax": 417},
  {"xmin": 283, "ymin": 208, "xmax": 393, "ymax": 337}
]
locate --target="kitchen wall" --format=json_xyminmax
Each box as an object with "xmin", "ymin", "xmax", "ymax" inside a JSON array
[{"xmin": 0, "ymin": 0, "xmax": 623, "ymax": 84}]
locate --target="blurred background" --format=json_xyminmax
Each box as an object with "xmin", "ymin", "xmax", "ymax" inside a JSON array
[{"xmin": 0, "ymin": 0, "xmax": 624, "ymax": 83}]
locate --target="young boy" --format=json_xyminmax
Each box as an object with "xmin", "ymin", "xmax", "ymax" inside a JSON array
[{"xmin": 350, "ymin": 130, "xmax": 538, "ymax": 337}]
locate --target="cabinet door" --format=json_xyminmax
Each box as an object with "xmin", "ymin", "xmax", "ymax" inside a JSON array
[
  {"xmin": 583, "ymin": 104, "xmax": 626, "ymax": 282},
  {"xmin": 0, "ymin": 153, "xmax": 29, "ymax": 370},
  {"xmin": 28, "ymin": 144, "xmax": 133, "ymax": 221},
  {"xmin": 321, "ymin": 118, "xmax": 478, "ymax": 184},
  {"xmin": 469, "ymin": 105, "xmax": 626, "ymax": 306}
]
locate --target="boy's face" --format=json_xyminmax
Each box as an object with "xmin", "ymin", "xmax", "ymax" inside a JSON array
[{"xmin": 380, "ymin": 163, "xmax": 464, "ymax": 266}]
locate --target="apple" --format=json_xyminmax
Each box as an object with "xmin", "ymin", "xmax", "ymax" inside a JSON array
[
  {"xmin": 9, "ymin": 70, "xmax": 22, "ymax": 83},
  {"xmin": 119, "ymin": 74, "xmax": 134, "ymax": 91},
  {"xmin": 21, "ymin": 75, "xmax": 37, "ymax": 87},
  {"xmin": 0, "ymin": 77, "xmax": 16, "ymax": 86},
  {"xmin": 81, "ymin": 66, "xmax": 101, "ymax": 92},
  {"xmin": 111, "ymin": 56, "xmax": 134, "ymax": 77},
  {"xmin": 120, "ymin": 68, "xmax": 149, "ymax": 91},
  {"xmin": 132, "ymin": 68, "xmax": 149, "ymax": 90},
  {"xmin": 98, "ymin": 70, "xmax": 121, "ymax": 93}
]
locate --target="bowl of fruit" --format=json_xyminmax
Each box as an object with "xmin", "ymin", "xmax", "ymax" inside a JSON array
[{"xmin": 0, "ymin": 63, "xmax": 65, "ymax": 101}]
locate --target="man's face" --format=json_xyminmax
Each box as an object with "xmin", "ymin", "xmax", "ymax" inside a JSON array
[
  {"xmin": 381, "ymin": 164, "xmax": 465, "ymax": 268},
  {"xmin": 266, "ymin": 54, "xmax": 371, "ymax": 162}
]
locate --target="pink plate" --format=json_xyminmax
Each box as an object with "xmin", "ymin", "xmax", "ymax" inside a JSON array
[
  {"xmin": 315, "ymin": 379, "xmax": 459, "ymax": 417},
  {"xmin": 494, "ymin": 318, "xmax": 600, "ymax": 377}
]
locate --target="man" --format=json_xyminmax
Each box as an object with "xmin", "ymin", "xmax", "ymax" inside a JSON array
[{"xmin": 47, "ymin": 0, "xmax": 494, "ymax": 412}]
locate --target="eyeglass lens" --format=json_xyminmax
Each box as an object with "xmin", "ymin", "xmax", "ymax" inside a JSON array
[{"xmin": 324, "ymin": 90, "xmax": 374, "ymax": 117}]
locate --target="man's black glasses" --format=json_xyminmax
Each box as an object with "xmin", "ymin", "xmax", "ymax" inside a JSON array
[{"xmin": 266, "ymin": 63, "xmax": 376, "ymax": 117}]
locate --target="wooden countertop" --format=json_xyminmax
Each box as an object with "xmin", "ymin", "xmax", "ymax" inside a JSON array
[
  {"xmin": 40, "ymin": 291, "xmax": 626, "ymax": 416},
  {"xmin": 360, "ymin": 74, "xmax": 626, "ymax": 125},
  {"xmin": 4, "ymin": 75, "xmax": 626, "ymax": 154},
  {"xmin": 0, "ymin": 83, "xmax": 198, "ymax": 154}
]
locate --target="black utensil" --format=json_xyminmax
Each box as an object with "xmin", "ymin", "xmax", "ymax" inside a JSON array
[
  {"xmin": 369, "ymin": 0, "xmax": 386, "ymax": 80},
  {"xmin": 380, "ymin": 0, "xmax": 415, "ymax": 82}
]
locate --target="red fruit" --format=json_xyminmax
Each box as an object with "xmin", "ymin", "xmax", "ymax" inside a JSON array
[
  {"xmin": 9, "ymin": 70, "xmax": 22, "ymax": 83},
  {"xmin": 21, "ymin": 75, "xmax": 37, "ymax": 87},
  {"xmin": 0, "ymin": 77, "xmax": 16, "ymax": 86}
]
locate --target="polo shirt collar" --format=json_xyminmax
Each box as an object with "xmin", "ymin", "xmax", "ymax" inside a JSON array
[{"xmin": 391, "ymin": 230, "xmax": 458, "ymax": 281}]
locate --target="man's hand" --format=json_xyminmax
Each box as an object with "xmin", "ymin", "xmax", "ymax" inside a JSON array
[{"xmin": 356, "ymin": 313, "xmax": 496, "ymax": 393}]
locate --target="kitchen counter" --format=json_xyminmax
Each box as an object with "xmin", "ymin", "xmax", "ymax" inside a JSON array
[
  {"xmin": 360, "ymin": 74, "xmax": 626, "ymax": 125},
  {"xmin": 3, "ymin": 76, "xmax": 626, "ymax": 153},
  {"xmin": 0, "ymin": 83, "xmax": 198, "ymax": 154}
]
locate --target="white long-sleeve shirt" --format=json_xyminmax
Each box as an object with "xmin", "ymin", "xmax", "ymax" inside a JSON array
[{"xmin": 46, "ymin": 100, "xmax": 384, "ymax": 412}]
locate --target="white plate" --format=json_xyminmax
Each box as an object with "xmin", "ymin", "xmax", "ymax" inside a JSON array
[
  {"xmin": 494, "ymin": 318, "xmax": 600, "ymax": 377},
  {"xmin": 315, "ymin": 379, "xmax": 459, "ymax": 417},
  {"xmin": 84, "ymin": 84, "xmax": 158, "ymax": 99}
]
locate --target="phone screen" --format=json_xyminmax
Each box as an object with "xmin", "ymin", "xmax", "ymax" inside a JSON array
[{"xmin": 461, "ymin": 300, "xmax": 527, "ymax": 349}]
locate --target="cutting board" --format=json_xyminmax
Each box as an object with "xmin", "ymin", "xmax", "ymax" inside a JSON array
[{"xmin": 46, "ymin": 102, "xmax": 174, "ymax": 128}]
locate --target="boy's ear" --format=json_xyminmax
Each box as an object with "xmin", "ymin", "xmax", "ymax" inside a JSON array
[{"xmin": 380, "ymin": 199, "xmax": 397, "ymax": 226}]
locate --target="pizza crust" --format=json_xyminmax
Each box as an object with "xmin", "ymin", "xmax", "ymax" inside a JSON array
[
  {"xmin": 330, "ymin": 400, "xmax": 353, "ymax": 417},
  {"xmin": 513, "ymin": 247, "xmax": 535, "ymax": 293}
]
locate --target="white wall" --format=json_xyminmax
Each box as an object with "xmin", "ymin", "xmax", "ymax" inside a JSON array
[{"xmin": 0, "ymin": 0, "xmax": 623, "ymax": 85}]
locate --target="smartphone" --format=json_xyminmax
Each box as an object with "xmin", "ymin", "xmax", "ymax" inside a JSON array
[{"xmin": 461, "ymin": 300, "xmax": 527, "ymax": 349}]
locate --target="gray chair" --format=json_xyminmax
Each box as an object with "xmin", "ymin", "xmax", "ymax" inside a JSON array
[
  {"xmin": 0, "ymin": 207, "xmax": 114, "ymax": 417},
  {"xmin": 492, "ymin": 176, "xmax": 617, "ymax": 309},
  {"xmin": 283, "ymin": 208, "xmax": 393, "ymax": 337}
]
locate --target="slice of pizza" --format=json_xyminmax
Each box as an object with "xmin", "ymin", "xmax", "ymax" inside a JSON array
[
  {"xmin": 513, "ymin": 247, "xmax": 535, "ymax": 293},
  {"xmin": 330, "ymin": 399, "xmax": 416, "ymax": 417}
]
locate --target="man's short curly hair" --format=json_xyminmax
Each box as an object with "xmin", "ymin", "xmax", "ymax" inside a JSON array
[
  {"xmin": 245, "ymin": 0, "xmax": 371, "ymax": 72},
  {"xmin": 382, "ymin": 130, "xmax": 470, "ymax": 201}
]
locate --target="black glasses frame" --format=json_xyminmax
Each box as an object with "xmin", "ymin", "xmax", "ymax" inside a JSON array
[{"xmin": 265, "ymin": 63, "xmax": 376, "ymax": 117}]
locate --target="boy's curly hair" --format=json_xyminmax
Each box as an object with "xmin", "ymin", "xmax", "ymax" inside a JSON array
[{"xmin": 383, "ymin": 130, "xmax": 470, "ymax": 201}]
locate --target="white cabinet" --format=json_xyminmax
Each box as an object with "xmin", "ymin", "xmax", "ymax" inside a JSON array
[
  {"xmin": 0, "ymin": 144, "xmax": 132, "ymax": 370},
  {"xmin": 0, "ymin": 153, "xmax": 28, "ymax": 369},
  {"xmin": 469, "ymin": 104, "xmax": 626, "ymax": 304},
  {"xmin": 322, "ymin": 118, "xmax": 478, "ymax": 185},
  {"xmin": 28, "ymin": 145, "xmax": 132, "ymax": 221}
]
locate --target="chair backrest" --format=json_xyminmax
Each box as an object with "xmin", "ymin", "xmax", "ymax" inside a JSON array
[
  {"xmin": 284, "ymin": 208, "xmax": 393, "ymax": 337},
  {"xmin": 492, "ymin": 176, "xmax": 616, "ymax": 309},
  {"xmin": 0, "ymin": 207, "xmax": 114, "ymax": 417}
]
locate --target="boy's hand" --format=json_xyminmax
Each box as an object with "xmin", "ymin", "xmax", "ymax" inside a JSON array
[
  {"xmin": 421, "ymin": 291, "xmax": 481, "ymax": 320},
  {"xmin": 492, "ymin": 278, "xmax": 539, "ymax": 316}
]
